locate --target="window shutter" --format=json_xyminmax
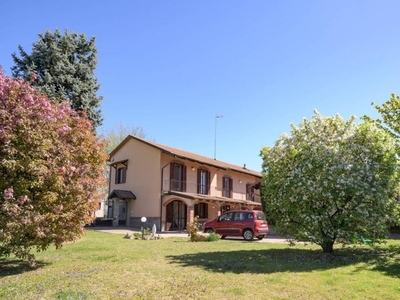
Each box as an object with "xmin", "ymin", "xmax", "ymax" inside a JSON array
[
  {"xmin": 122, "ymin": 167, "xmax": 126, "ymax": 183},
  {"xmin": 197, "ymin": 169, "xmax": 201, "ymax": 193},
  {"xmin": 207, "ymin": 170, "xmax": 211, "ymax": 195},
  {"xmin": 229, "ymin": 177, "xmax": 233, "ymax": 198},
  {"xmin": 169, "ymin": 162, "xmax": 175, "ymax": 190},
  {"xmin": 222, "ymin": 176, "xmax": 226, "ymax": 191},
  {"xmin": 114, "ymin": 168, "xmax": 118, "ymax": 184},
  {"xmin": 183, "ymin": 165, "xmax": 187, "ymax": 192},
  {"xmin": 166, "ymin": 202, "xmax": 173, "ymax": 222}
]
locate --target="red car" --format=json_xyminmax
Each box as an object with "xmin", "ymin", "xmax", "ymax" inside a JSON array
[{"xmin": 201, "ymin": 210, "xmax": 269, "ymax": 241}]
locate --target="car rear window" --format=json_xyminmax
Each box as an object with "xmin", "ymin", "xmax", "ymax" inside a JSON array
[{"xmin": 256, "ymin": 211, "xmax": 266, "ymax": 220}]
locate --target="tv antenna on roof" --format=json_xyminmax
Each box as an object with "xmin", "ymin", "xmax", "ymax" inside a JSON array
[{"xmin": 214, "ymin": 115, "xmax": 223, "ymax": 160}]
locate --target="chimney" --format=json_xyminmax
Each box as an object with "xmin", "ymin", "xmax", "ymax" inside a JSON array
[{"xmin": 243, "ymin": 164, "xmax": 246, "ymax": 169}]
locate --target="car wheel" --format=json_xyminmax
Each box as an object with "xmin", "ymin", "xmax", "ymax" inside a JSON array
[
  {"xmin": 205, "ymin": 228, "xmax": 213, "ymax": 233},
  {"xmin": 221, "ymin": 235, "xmax": 227, "ymax": 239},
  {"xmin": 242, "ymin": 229, "xmax": 254, "ymax": 241},
  {"xmin": 257, "ymin": 235, "xmax": 265, "ymax": 240}
]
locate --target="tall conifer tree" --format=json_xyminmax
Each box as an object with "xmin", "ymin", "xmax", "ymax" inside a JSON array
[{"xmin": 11, "ymin": 29, "xmax": 103, "ymax": 128}]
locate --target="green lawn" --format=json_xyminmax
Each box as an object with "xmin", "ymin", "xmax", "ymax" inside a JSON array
[{"xmin": 1, "ymin": 230, "xmax": 399, "ymax": 299}]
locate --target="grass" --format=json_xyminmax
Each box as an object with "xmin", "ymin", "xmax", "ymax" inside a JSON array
[{"xmin": 0, "ymin": 230, "xmax": 399, "ymax": 299}]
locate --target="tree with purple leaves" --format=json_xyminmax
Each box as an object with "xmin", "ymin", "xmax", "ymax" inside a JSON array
[{"xmin": 0, "ymin": 69, "xmax": 107, "ymax": 266}]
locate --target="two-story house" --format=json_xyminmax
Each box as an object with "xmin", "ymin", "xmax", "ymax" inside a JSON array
[{"xmin": 107, "ymin": 135, "xmax": 262, "ymax": 231}]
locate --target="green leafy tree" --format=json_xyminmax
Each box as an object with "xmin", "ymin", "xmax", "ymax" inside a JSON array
[
  {"xmin": 365, "ymin": 93, "xmax": 400, "ymax": 230},
  {"xmin": 100, "ymin": 123, "xmax": 146, "ymax": 155},
  {"xmin": 365, "ymin": 93, "xmax": 400, "ymax": 151},
  {"xmin": 11, "ymin": 29, "xmax": 103, "ymax": 128},
  {"xmin": 260, "ymin": 111, "xmax": 399, "ymax": 253},
  {"xmin": 0, "ymin": 69, "xmax": 107, "ymax": 266}
]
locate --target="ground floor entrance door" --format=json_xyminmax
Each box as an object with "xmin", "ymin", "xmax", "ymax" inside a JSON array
[
  {"xmin": 166, "ymin": 200, "xmax": 187, "ymax": 230},
  {"xmin": 118, "ymin": 200, "xmax": 127, "ymax": 225}
]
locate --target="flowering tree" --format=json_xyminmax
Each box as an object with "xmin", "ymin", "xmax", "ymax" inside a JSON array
[
  {"xmin": 364, "ymin": 93, "xmax": 400, "ymax": 154},
  {"xmin": 0, "ymin": 69, "xmax": 107, "ymax": 265},
  {"xmin": 260, "ymin": 111, "xmax": 400, "ymax": 253}
]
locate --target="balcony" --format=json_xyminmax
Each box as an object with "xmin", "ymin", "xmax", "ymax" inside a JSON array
[{"xmin": 162, "ymin": 179, "xmax": 261, "ymax": 202}]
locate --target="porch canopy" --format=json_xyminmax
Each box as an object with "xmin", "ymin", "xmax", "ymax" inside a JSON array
[
  {"xmin": 165, "ymin": 191, "xmax": 262, "ymax": 209},
  {"xmin": 108, "ymin": 189, "xmax": 137, "ymax": 200}
]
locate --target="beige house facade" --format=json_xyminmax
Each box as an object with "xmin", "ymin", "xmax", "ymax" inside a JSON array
[{"xmin": 107, "ymin": 135, "xmax": 263, "ymax": 231}]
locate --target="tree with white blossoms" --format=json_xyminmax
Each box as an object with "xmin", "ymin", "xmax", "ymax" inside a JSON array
[
  {"xmin": 260, "ymin": 111, "xmax": 400, "ymax": 253},
  {"xmin": 364, "ymin": 93, "xmax": 400, "ymax": 153}
]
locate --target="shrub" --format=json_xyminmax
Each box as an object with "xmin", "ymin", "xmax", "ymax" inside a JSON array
[
  {"xmin": 187, "ymin": 216, "xmax": 200, "ymax": 241},
  {"xmin": 0, "ymin": 69, "xmax": 107, "ymax": 266},
  {"xmin": 207, "ymin": 233, "xmax": 221, "ymax": 242}
]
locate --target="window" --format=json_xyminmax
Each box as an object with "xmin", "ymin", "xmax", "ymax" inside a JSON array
[
  {"xmin": 115, "ymin": 166, "xmax": 126, "ymax": 184},
  {"xmin": 170, "ymin": 162, "xmax": 186, "ymax": 192},
  {"xmin": 256, "ymin": 211, "xmax": 266, "ymax": 220},
  {"xmin": 246, "ymin": 183, "xmax": 256, "ymax": 200},
  {"xmin": 222, "ymin": 176, "xmax": 233, "ymax": 198},
  {"xmin": 246, "ymin": 183, "xmax": 251, "ymax": 200},
  {"xmin": 166, "ymin": 200, "xmax": 187, "ymax": 230},
  {"xmin": 194, "ymin": 203, "xmax": 208, "ymax": 218},
  {"xmin": 197, "ymin": 169, "xmax": 210, "ymax": 195},
  {"xmin": 234, "ymin": 212, "xmax": 249, "ymax": 221},
  {"xmin": 219, "ymin": 212, "xmax": 234, "ymax": 222},
  {"xmin": 221, "ymin": 205, "xmax": 230, "ymax": 214}
]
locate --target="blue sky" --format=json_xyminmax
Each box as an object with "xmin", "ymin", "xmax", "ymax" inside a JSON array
[{"xmin": 1, "ymin": 1, "xmax": 400, "ymax": 171}]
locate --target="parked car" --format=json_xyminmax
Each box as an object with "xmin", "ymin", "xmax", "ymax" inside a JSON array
[{"xmin": 201, "ymin": 210, "xmax": 269, "ymax": 241}]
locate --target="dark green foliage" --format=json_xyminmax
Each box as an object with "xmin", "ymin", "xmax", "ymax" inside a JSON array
[
  {"xmin": 207, "ymin": 232, "xmax": 221, "ymax": 242},
  {"xmin": 11, "ymin": 29, "xmax": 103, "ymax": 128}
]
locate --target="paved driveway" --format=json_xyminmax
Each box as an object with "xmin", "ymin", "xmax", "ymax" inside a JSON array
[{"xmin": 86, "ymin": 227, "xmax": 289, "ymax": 243}]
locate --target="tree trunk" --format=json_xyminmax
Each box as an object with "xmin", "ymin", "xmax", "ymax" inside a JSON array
[{"xmin": 321, "ymin": 240, "xmax": 334, "ymax": 253}]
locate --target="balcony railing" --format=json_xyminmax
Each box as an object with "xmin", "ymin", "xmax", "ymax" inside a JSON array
[{"xmin": 162, "ymin": 179, "xmax": 261, "ymax": 202}]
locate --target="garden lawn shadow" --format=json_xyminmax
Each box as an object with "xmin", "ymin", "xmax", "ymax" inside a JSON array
[
  {"xmin": 0, "ymin": 259, "xmax": 49, "ymax": 277},
  {"xmin": 166, "ymin": 244, "xmax": 400, "ymax": 278}
]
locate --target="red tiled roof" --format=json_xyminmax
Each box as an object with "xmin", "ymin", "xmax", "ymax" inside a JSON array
[{"xmin": 110, "ymin": 135, "xmax": 261, "ymax": 178}]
